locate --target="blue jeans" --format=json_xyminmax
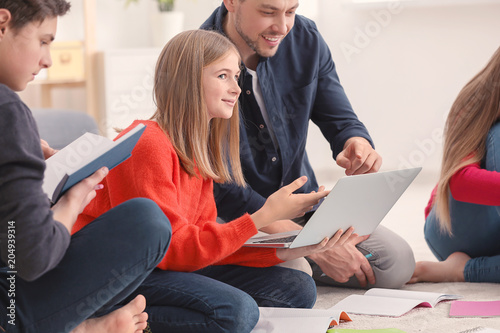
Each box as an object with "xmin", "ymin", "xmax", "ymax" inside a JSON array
[
  {"xmin": 424, "ymin": 123, "xmax": 500, "ymax": 282},
  {"xmin": 125, "ymin": 265, "xmax": 317, "ymax": 333},
  {"xmin": 0, "ymin": 198, "xmax": 171, "ymax": 333}
]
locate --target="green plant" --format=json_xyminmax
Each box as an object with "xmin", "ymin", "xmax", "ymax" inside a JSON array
[{"xmin": 125, "ymin": 0, "xmax": 175, "ymax": 12}]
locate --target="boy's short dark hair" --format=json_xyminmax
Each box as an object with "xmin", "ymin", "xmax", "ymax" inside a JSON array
[{"xmin": 0, "ymin": 0, "xmax": 71, "ymax": 31}]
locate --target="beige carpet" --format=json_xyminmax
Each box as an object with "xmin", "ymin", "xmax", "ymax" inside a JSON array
[
  {"xmin": 315, "ymin": 282, "xmax": 500, "ymax": 332},
  {"xmin": 313, "ymin": 172, "xmax": 500, "ymax": 332}
]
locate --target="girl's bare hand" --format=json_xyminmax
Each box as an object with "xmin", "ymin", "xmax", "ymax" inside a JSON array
[{"xmin": 251, "ymin": 177, "xmax": 330, "ymax": 229}]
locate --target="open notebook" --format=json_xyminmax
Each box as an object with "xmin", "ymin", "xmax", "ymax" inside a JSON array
[
  {"xmin": 244, "ymin": 167, "xmax": 421, "ymax": 248},
  {"xmin": 330, "ymin": 288, "xmax": 462, "ymax": 317}
]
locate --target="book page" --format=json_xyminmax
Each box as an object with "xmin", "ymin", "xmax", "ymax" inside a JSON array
[
  {"xmin": 365, "ymin": 288, "xmax": 462, "ymax": 307},
  {"xmin": 330, "ymin": 295, "xmax": 429, "ymax": 317},
  {"xmin": 250, "ymin": 307, "xmax": 351, "ymax": 333},
  {"xmin": 42, "ymin": 124, "xmax": 146, "ymax": 203},
  {"xmin": 43, "ymin": 133, "xmax": 113, "ymax": 198}
]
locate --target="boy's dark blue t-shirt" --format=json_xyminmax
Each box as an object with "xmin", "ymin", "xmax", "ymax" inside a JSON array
[{"xmin": 0, "ymin": 84, "xmax": 70, "ymax": 282}]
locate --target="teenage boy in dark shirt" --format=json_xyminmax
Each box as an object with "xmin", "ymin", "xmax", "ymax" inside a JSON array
[{"xmin": 0, "ymin": 1, "xmax": 171, "ymax": 332}]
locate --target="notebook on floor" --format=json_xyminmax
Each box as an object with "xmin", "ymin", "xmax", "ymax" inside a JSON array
[{"xmin": 244, "ymin": 167, "xmax": 422, "ymax": 249}]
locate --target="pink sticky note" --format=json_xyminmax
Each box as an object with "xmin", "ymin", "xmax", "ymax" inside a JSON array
[{"xmin": 450, "ymin": 300, "xmax": 500, "ymax": 317}]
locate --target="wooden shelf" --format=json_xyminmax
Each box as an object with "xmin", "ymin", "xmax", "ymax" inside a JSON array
[{"xmin": 35, "ymin": 0, "xmax": 98, "ymax": 119}]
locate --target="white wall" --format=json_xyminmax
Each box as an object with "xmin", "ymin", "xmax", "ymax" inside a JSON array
[
  {"xmin": 308, "ymin": 0, "xmax": 500, "ymax": 181},
  {"xmin": 23, "ymin": 0, "xmax": 320, "ymax": 54},
  {"xmin": 21, "ymin": 0, "xmax": 500, "ymax": 181}
]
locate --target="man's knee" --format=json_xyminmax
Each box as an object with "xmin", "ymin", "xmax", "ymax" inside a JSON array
[
  {"xmin": 277, "ymin": 257, "xmax": 313, "ymax": 276},
  {"xmin": 369, "ymin": 226, "xmax": 415, "ymax": 288}
]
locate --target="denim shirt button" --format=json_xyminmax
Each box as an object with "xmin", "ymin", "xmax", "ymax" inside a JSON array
[
  {"xmin": 271, "ymin": 157, "xmax": 277, "ymax": 162},
  {"xmin": 246, "ymin": 90, "xmax": 251, "ymax": 95},
  {"xmin": 259, "ymin": 124, "xmax": 265, "ymax": 129}
]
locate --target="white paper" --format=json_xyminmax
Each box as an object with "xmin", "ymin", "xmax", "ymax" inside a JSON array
[
  {"xmin": 365, "ymin": 288, "xmax": 461, "ymax": 307},
  {"xmin": 331, "ymin": 295, "xmax": 426, "ymax": 317},
  {"xmin": 250, "ymin": 307, "xmax": 350, "ymax": 333}
]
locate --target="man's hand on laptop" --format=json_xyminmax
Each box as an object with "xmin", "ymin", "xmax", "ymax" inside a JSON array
[{"xmin": 307, "ymin": 231, "xmax": 376, "ymax": 287}]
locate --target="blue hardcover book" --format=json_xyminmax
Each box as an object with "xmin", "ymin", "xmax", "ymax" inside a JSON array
[{"xmin": 42, "ymin": 123, "xmax": 146, "ymax": 204}]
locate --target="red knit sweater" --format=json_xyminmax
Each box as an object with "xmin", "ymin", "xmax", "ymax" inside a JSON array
[
  {"xmin": 424, "ymin": 162, "xmax": 500, "ymax": 218},
  {"xmin": 74, "ymin": 120, "xmax": 283, "ymax": 271}
]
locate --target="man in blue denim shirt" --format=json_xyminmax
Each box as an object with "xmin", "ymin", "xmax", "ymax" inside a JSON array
[{"xmin": 201, "ymin": 0, "xmax": 415, "ymax": 289}]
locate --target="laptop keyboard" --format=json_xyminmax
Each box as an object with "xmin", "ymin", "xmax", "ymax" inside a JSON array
[{"xmin": 254, "ymin": 235, "xmax": 297, "ymax": 244}]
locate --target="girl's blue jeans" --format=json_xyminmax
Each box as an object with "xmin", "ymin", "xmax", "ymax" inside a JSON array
[
  {"xmin": 424, "ymin": 123, "xmax": 500, "ymax": 282},
  {"xmin": 1, "ymin": 196, "xmax": 317, "ymax": 333},
  {"xmin": 128, "ymin": 264, "xmax": 317, "ymax": 333}
]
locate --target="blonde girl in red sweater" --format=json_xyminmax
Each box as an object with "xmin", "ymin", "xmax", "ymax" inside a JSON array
[{"xmin": 75, "ymin": 30, "xmax": 350, "ymax": 333}]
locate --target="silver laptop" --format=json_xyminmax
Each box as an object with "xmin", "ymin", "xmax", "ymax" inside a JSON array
[{"xmin": 244, "ymin": 167, "xmax": 422, "ymax": 249}]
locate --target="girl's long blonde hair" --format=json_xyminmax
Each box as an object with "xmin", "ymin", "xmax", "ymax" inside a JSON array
[
  {"xmin": 151, "ymin": 29, "xmax": 245, "ymax": 186},
  {"xmin": 436, "ymin": 46, "xmax": 500, "ymax": 233}
]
